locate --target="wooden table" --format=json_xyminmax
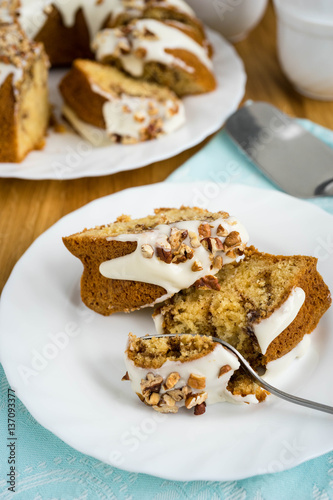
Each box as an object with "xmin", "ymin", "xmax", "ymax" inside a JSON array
[{"xmin": 1, "ymin": 1, "xmax": 333, "ymax": 294}]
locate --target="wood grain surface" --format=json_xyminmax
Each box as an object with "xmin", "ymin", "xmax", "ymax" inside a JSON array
[{"xmin": 1, "ymin": 2, "xmax": 333, "ymax": 294}]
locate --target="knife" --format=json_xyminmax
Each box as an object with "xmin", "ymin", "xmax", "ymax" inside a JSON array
[{"xmin": 224, "ymin": 102, "xmax": 333, "ymax": 198}]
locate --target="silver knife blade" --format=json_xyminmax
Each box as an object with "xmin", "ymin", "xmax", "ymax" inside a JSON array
[{"xmin": 225, "ymin": 102, "xmax": 333, "ymax": 198}]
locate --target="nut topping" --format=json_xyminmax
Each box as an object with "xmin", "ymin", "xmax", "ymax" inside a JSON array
[
  {"xmin": 153, "ymin": 404, "xmax": 178, "ymax": 414},
  {"xmin": 146, "ymin": 392, "xmax": 161, "ymax": 406},
  {"xmin": 194, "ymin": 275, "xmax": 221, "ymax": 291},
  {"xmin": 172, "ymin": 244, "xmax": 194, "ymax": 264},
  {"xmin": 188, "ymin": 231, "xmax": 201, "ymax": 248},
  {"xmin": 218, "ymin": 365, "xmax": 232, "ymax": 378},
  {"xmin": 160, "ymin": 394, "xmax": 176, "ymax": 407},
  {"xmin": 141, "ymin": 244, "xmax": 154, "ymax": 259},
  {"xmin": 156, "ymin": 245, "xmax": 172, "ymax": 264},
  {"xmin": 213, "ymin": 255, "xmax": 223, "ymax": 270},
  {"xmin": 198, "ymin": 223, "xmax": 211, "ymax": 238},
  {"xmin": 164, "ymin": 372, "xmax": 181, "ymax": 389},
  {"xmin": 216, "ymin": 224, "xmax": 229, "ymax": 237},
  {"xmin": 134, "ymin": 47, "xmax": 147, "ymax": 58},
  {"xmin": 122, "ymin": 371, "xmax": 130, "ymax": 381},
  {"xmin": 168, "ymin": 227, "xmax": 188, "ymax": 251},
  {"xmin": 165, "ymin": 388, "xmax": 185, "ymax": 402},
  {"xmin": 188, "ymin": 373, "xmax": 206, "ymax": 390},
  {"xmin": 185, "ymin": 391, "xmax": 208, "ymax": 409},
  {"xmin": 224, "ymin": 231, "xmax": 241, "ymax": 249},
  {"xmin": 201, "ymin": 237, "xmax": 224, "ymax": 254},
  {"xmin": 140, "ymin": 373, "xmax": 163, "ymax": 396},
  {"xmin": 192, "ymin": 260, "xmax": 203, "ymax": 272},
  {"xmin": 194, "ymin": 402, "xmax": 206, "ymax": 415}
]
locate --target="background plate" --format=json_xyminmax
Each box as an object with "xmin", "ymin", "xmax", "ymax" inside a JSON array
[
  {"xmin": 0, "ymin": 183, "xmax": 332, "ymax": 481},
  {"xmin": 0, "ymin": 30, "xmax": 246, "ymax": 180}
]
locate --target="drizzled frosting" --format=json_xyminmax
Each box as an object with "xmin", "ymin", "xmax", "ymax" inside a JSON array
[
  {"xmin": 125, "ymin": 342, "xmax": 259, "ymax": 410},
  {"xmin": 92, "ymin": 18, "xmax": 212, "ymax": 77},
  {"xmin": 99, "ymin": 217, "xmax": 249, "ymax": 303},
  {"xmin": 253, "ymin": 287, "xmax": 306, "ymax": 355},
  {"xmin": 15, "ymin": 0, "xmax": 196, "ymax": 39}
]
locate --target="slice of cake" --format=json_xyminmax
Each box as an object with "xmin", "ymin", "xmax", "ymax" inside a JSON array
[
  {"xmin": 59, "ymin": 59, "xmax": 185, "ymax": 145},
  {"xmin": 154, "ymin": 248, "xmax": 332, "ymax": 371},
  {"xmin": 0, "ymin": 20, "xmax": 49, "ymax": 162},
  {"xmin": 92, "ymin": 18, "xmax": 216, "ymax": 96},
  {"xmin": 62, "ymin": 207, "xmax": 249, "ymax": 315},
  {"xmin": 123, "ymin": 333, "xmax": 268, "ymax": 415}
]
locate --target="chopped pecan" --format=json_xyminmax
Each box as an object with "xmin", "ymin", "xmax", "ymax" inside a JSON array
[
  {"xmin": 192, "ymin": 260, "xmax": 203, "ymax": 272},
  {"xmin": 165, "ymin": 389, "xmax": 184, "ymax": 402},
  {"xmin": 188, "ymin": 231, "xmax": 201, "ymax": 248},
  {"xmin": 194, "ymin": 402, "xmax": 206, "ymax": 415},
  {"xmin": 146, "ymin": 392, "xmax": 161, "ymax": 406},
  {"xmin": 194, "ymin": 275, "xmax": 221, "ymax": 291},
  {"xmin": 224, "ymin": 231, "xmax": 241, "ymax": 248},
  {"xmin": 141, "ymin": 243, "xmax": 154, "ymax": 259},
  {"xmin": 168, "ymin": 228, "xmax": 188, "ymax": 251},
  {"xmin": 156, "ymin": 245, "xmax": 172, "ymax": 264},
  {"xmin": 164, "ymin": 372, "xmax": 181, "ymax": 390},
  {"xmin": 122, "ymin": 371, "xmax": 130, "ymax": 381},
  {"xmin": 188, "ymin": 373, "xmax": 206, "ymax": 390},
  {"xmin": 218, "ymin": 365, "xmax": 232, "ymax": 378},
  {"xmin": 218, "ymin": 211, "xmax": 230, "ymax": 218},
  {"xmin": 172, "ymin": 244, "xmax": 194, "ymax": 264},
  {"xmin": 185, "ymin": 392, "xmax": 208, "ymax": 409},
  {"xmin": 134, "ymin": 112, "xmax": 145, "ymax": 123},
  {"xmin": 201, "ymin": 237, "xmax": 224, "ymax": 253},
  {"xmin": 140, "ymin": 373, "xmax": 163, "ymax": 396},
  {"xmin": 160, "ymin": 394, "xmax": 176, "ymax": 407},
  {"xmin": 198, "ymin": 223, "xmax": 211, "ymax": 238},
  {"xmin": 216, "ymin": 224, "xmax": 229, "ymax": 237},
  {"xmin": 153, "ymin": 404, "xmax": 178, "ymax": 413},
  {"xmin": 135, "ymin": 47, "xmax": 147, "ymax": 58}
]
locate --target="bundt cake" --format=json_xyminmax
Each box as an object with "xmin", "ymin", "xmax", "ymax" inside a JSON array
[
  {"xmin": 62, "ymin": 207, "xmax": 249, "ymax": 315},
  {"xmin": 59, "ymin": 59, "xmax": 185, "ymax": 145},
  {"xmin": 0, "ymin": 18, "xmax": 49, "ymax": 162},
  {"xmin": 123, "ymin": 333, "xmax": 268, "ymax": 415},
  {"xmin": 92, "ymin": 18, "xmax": 216, "ymax": 96},
  {"xmin": 153, "ymin": 247, "xmax": 332, "ymax": 371}
]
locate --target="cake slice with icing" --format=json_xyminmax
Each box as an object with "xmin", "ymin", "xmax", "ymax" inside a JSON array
[
  {"xmin": 154, "ymin": 247, "xmax": 332, "ymax": 372},
  {"xmin": 0, "ymin": 19, "xmax": 49, "ymax": 162},
  {"xmin": 59, "ymin": 59, "xmax": 185, "ymax": 145},
  {"xmin": 92, "ymin": 18, "xmax": 216, "ymax": 96},
  {"xmin": 123, "ymin": 333, "xmax": 268, "ymax": 415},
  {"xmin": 62, "ymin": 207, "xmax": 249, "ymax": 315}
]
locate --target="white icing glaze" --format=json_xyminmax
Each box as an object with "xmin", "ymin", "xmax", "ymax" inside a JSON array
[
  {"xmin": 254, "ymin": 287, "xmax": 306, "ymax": 355},
  {"xmin": 0, "ymin": 62, "xmax": 23, "ymax": 88},
  {"xmin": 17, "ymin": 0, "xmax": 121, "ymax": 39},
  {"xmin": 99, "ymin": 218, "xmax": 249, "ymax": 303},
  {"xmin": 16, "ymin": 0, "xmax": 196, "ymax": 39},
  {"xmin": 263, "ymin": 334, "xmax": 311, "ymax": 381},
  {"xmin": 63, "ymin": 85, "xmax": 185, "ymax": 144},
  {"xmin": 93, "ymin": 18, "xmax": 212, "ymax": 77},
  {"xmin": 125, "ymin": 342, "xmax": 259, "ymax": 408}
]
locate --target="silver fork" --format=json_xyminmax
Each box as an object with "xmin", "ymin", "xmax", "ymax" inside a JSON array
[{"xmin": 140, "ymin": 334, "xmax": 333, "ymax": 415}]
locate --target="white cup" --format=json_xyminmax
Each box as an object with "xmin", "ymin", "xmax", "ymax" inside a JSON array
[
  {"xmin": 274, "ymin": 0, "xmax": 333, "ymax": 100},
  {"xmin": 186, "ymin": 0, "xmax": 268, "ymax": 43}
]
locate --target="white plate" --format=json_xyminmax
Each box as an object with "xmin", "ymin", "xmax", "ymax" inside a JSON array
[
  {"xmin": 0, "ymin": 30, "xmax": 245, "ymax": 180},
  {"xmin": 0, "ymin": 183, "xmax": 332, "ymax": 481}
]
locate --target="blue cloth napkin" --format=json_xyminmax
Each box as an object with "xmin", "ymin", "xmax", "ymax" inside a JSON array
[{"xmin": 1, "ymin": 119, "xmax": 333, "ymax": 499}]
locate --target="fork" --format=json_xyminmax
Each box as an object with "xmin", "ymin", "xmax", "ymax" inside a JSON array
[{"xmin": 140, "ymin": 334, "xmax": 333, "ymax": 415}]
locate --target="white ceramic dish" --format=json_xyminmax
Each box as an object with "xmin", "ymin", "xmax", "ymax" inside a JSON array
[
  {"xmin": 187, "ymin": 0, "xmax": 268, "ymax": 42},
  {"xmin": 0, "ymin": 30, "xmax": 246, "ymax": 180},
  {"xmin": 0, "ymin": 182, "xmax": 332, "ymax": 481},
  {"xmin": 274, "ymin": 0, "xmax": 333, "ymax": 100}
]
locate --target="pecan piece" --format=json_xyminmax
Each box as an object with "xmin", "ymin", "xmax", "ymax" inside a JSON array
[
  {"xmin": 153, "ymin": 405, "xmax": 178, "ymax": 414},
  {"xmin": 135, "ymin": 47, "xmax": 147, "ymax": 58},
  {"xmin": 156, "ymin": 245, "xmax": 172, "ymax": 264},
  {"xmin": 172, "ymin": 244, "xmax": 194, "ymax": 264},
  {"xmin": 188, "ymin": 231, "xmax": 201, "ymax": 248},
  {"xmin": 213, "ymin": 255, "xmax": 223, "ymax": 270},
  {"xmin": 168, "ymin": 228, "xmax": 188, "ymax": 251},
  {"xmin": 224, "ymin": 231, "xmax": 241, "ymax": 249},
  {"xmin": 194, "ymin": 275, "xmax": 221, "ymax": 291},
  {"xmin": 141, "ymin": 243, "xmax": 154, "ymax": 259},
  {"xmin": 218, "ymin": 365, "xmax": 232, "ymax": 378},
  {"xmin": 192, "ymin": 260, "xmax": 203, "ymax": 272},
  {"xmin": 140, "ymin": 373, "xmax": 163, "ymax": 396},
  {"xmin": 201, "ymin": 237, "xmax": 224, "ymax": 253},
  {"xmin": 188, "ymin": 373, "xmax": 206, "ymax": 390},
  {"xmin": 165, "ymin": 388, "xmax": 185, "ymax": 402},
  {"xmin": 198, "ymin": 223, "xmax": 211, "ymax": 238},
  {"xmin": 122, "ymin": 371, "xmax": 130, "ymax": 381},
  {"xmin": 185, "ymin": 392, "xmax": 208, "ymax": 409},
  {"xmin": 164, "ymin": 372, "xmax": 181, "ymax": 390},
  {"xmin": 146, "ymin": 392, "xmax": 161, "ymax": 406},
  {"xmin": 216, "ymin": 224, "xmax": 229, "ymax": 237},
  {"xmin": 194, "ymin": 402, "xmax": 206, "ymax": 416}
]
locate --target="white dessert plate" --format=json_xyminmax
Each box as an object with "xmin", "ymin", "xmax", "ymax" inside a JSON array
[
  {"xmin": 0, "ymin": 29, "xmax": 246, "ymax": 180},
  {"xmin": 0, "ymin": 182, "xmax": 332, "ymax": 481}
]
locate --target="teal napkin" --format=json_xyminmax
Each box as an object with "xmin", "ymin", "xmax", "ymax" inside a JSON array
[{"xmin": 1, "ymin": 119, "xmax": 333, "ymax": 499}]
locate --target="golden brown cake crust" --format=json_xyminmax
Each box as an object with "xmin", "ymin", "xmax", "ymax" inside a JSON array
[{"xmin": 0, "ymin": 74, "xmax": 17, "ymax": 162}]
